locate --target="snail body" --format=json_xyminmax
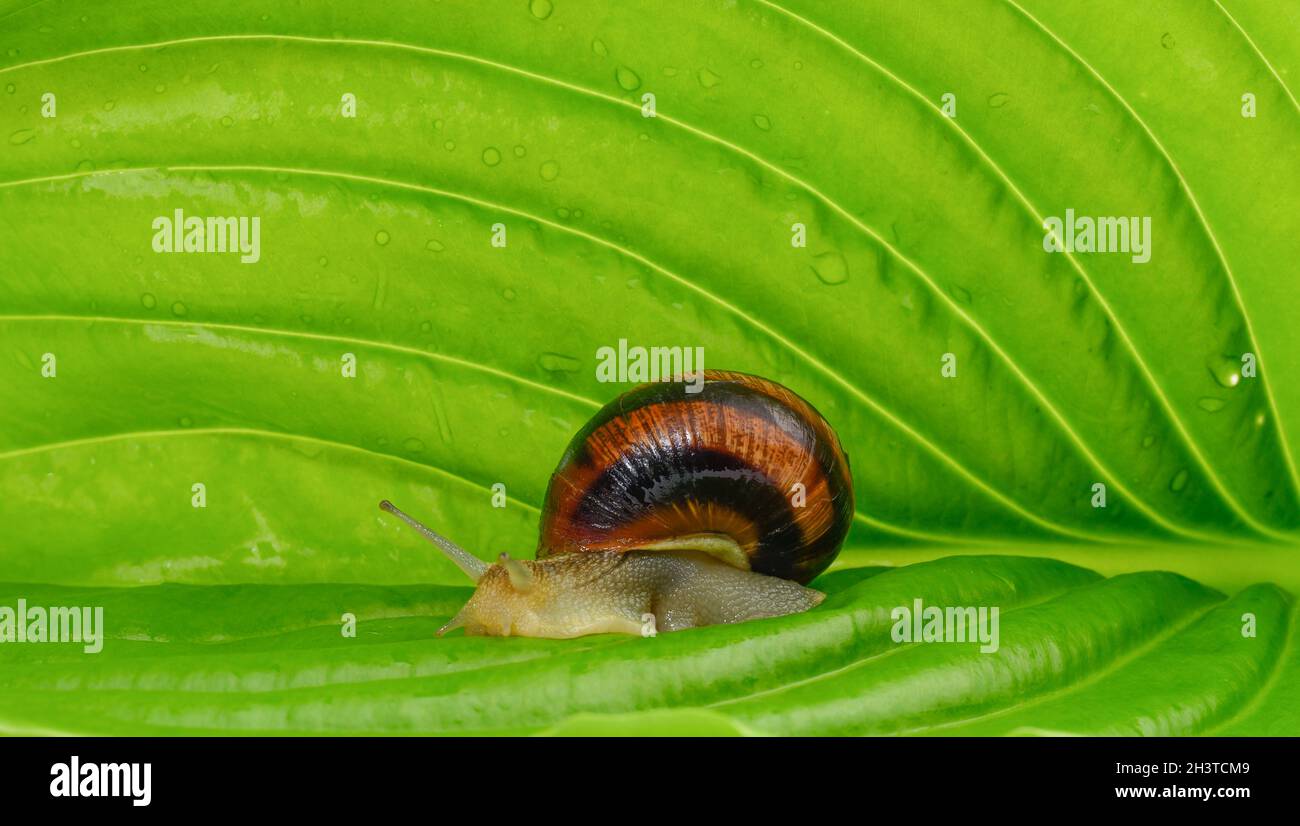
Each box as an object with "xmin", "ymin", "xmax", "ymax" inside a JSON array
[
  {"xmin": 436, "ymin": 550, "xmax": 825, "ymax": 638},
  {"xmin": 381, "ymin": 371, "xmax": 854, "ymax": 638}
]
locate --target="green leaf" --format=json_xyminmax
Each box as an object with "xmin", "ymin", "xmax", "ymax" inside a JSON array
[
  {"xmin": 0, "ymin": 557, "xmax": 1294, "ymax": 735},
  {"xmin": 0, "ymin": 0, "xmax": 1297, "ymax": 734}
]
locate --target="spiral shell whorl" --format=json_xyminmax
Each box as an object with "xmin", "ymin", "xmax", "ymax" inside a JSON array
[{"xmin": 537, "ymin": 371, "xmax": 854, "ymax": 584}]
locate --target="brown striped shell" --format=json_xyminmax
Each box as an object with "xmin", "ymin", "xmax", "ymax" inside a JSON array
[{"xmin": 536, "ymin": 371, "xmax": 854, "ymax": 585}]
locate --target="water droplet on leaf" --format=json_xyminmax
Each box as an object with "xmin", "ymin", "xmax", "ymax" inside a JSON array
[
  {"xmin": 1205, "ymin": 355, "xmax": 1241, "ymax": 388},
  {"xmin": 810, "ymin": 251, "xmax": 849, "ymax": 285},
  {"xmin": 615, "ymin": 65, "xmax": 641, "ymax": 91},
  {"xmin": 538, "ymin": 352, "xmax": 580, "ymax": 373}
]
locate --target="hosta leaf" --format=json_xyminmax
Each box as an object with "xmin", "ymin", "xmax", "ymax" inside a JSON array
[
  {"xmin": 0, "ymin": 557, "xmax": 1294, "ymax": 735},
  {"xmin": 0, "ymin": 0, "xmax": 1297, "ymax": 734}
]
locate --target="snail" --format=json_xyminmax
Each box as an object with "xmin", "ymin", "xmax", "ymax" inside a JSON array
[{"xmin": 380, "ymin": 370, "xmax": 854, "ymax": 638}]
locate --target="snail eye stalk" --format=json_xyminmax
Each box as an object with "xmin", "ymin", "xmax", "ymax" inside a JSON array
[
  {"xmin": 379, "ymin": 500, "xmax": 489, "ymax": 583},
  {"xmin": 498, "ymin": 552, "xmax": 535, "ymax": 592}
]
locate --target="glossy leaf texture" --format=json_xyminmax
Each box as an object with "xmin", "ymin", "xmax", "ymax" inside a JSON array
[
  {"xmin": 0, "ymin": 557, "xmax": 1295, "ymax": 735},
  {"xmin": 0, "ymin": 0, "xmax": 1297, "ymax": 734}
]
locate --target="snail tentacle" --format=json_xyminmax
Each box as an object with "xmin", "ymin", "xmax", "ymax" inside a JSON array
[{"xmin": 379, "ymin": 500, "xmax": 488, "ymax": 582}]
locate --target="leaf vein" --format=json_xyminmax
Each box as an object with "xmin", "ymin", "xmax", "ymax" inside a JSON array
[{"xmin": 0, "ymin": 165, "xmax": 1116, "ymax": 542}]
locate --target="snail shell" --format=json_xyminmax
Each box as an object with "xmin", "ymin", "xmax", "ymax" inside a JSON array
[{"xmin": 536, "ymin": 370, "xmax": 854, "ymax": 584}]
